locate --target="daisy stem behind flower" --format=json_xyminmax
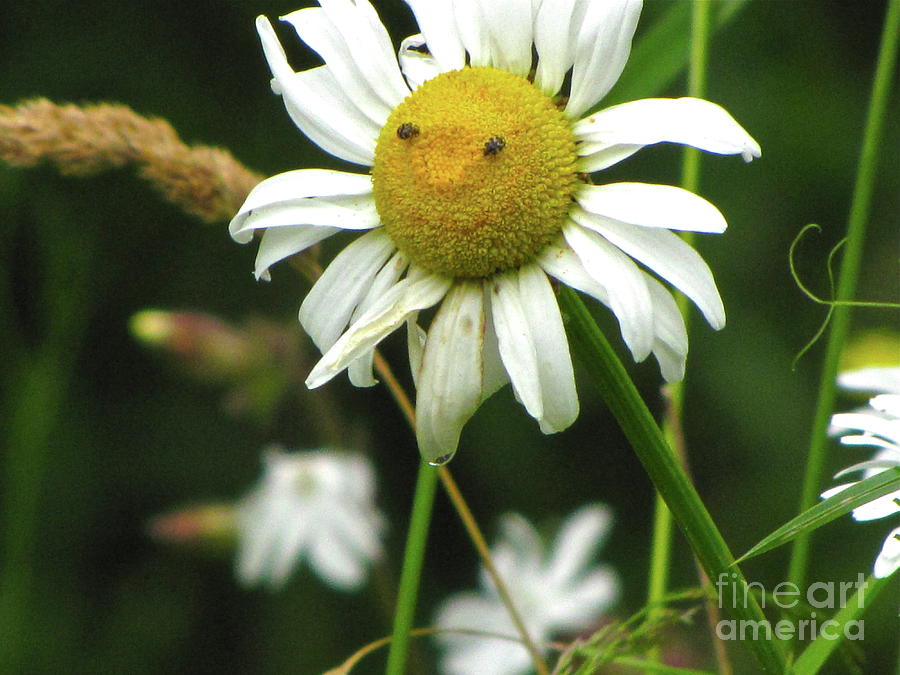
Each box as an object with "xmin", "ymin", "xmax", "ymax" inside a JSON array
[
  {"xmin": 560, "ymin": 287, "xmax": 787, "ymax": 672},
  {"xmin": 373, "ymin": 353, "xmax": 549, "ymax": 675},
  {"xmin": 787, "ymin": 0, "xmax": 900, "ymax": 590}
]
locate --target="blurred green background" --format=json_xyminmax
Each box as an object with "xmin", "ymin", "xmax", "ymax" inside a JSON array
[{"xmin": 1, "ymin": 1, "xmax": 897, "ymax": 673}]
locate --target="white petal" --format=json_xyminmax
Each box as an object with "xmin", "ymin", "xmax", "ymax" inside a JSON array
[
  {"xmin": 871, "ymin": 394, "xmax": 900, "ymax": 420},
  {"xmin": 851, "ymin": 492, "xmax": 900, "ymax": 521},
  {"xmin": 284, "ymin": 66, "xmax": 381, "ymax": 163},
  {"xmin": 563, "ymin": 220, "xmax": 654, "ymax": 361},
  {"xmin": 566, "ymin": 0, "xmax": 642, "ymax": 118},
  {"xmin": 518, "ymin": 264, "xmax": 579, "ymax": 433},
  {"xmin": 440, "ymin": 637, "xmax": 535, "ymax": 675},
  {"xmin": 279, "ymin": 8, "xmax": 390, "ymax": 126},
  {"xmin": 236, "ymin": 198, "xmax": 379, "ymax": 236},
  {"xmin": 236, "ymin": 496, "xmax": 306, "ymax": 586},
  {"xmin": 537, "ymin": 238, "xmax": 611, "ymax": 305},
  {"xmin": 479, "ymin": 0, "xmax": 535, "ymax": 77},
  {"xmin": 496, "ymin": 513, "xmax": 544, "ymax": 572},
  {"xmin": 231, "ymin": 169, "xmax": 374, "ymax": 243},
  {"xmin": 838, "ymin": 367, "xmax": 900, "ymax": 396},
  {"xmin": 645, "ymin": 276, "xmax": 688, "ymax": 382},
  {"xmin": 348, "ymin": 252, "xmax": 409, "ymax": 387},
  {"xmin": 416, "ymin": 281, "xmax": 485, "ymax": 464},
  {"xmin": 546, "ymin": 566, "xmax": 620, "ymax": 629},
  {"xmin": 652, "ymin": 337, "xmax": 686, "ymax": 383},
  {"xmin": 577, "ymin": 183, "xmax": 727, "ymax": 233},
  {"xmin": 435, "ymin": 592, "xmax": 516, "ymax": 637},
  {"xmin": 832, "ymin": 411, "xmax": 900, "ymax": 442},
  {"xmin": 308, "ymin": 528, "xmax": 367, "ymax": 590},
  {"xmin": 265, "ymin": 523, "xmax": 312, "ymax": 587},
  {"xmin": 575, "ymin": 97, "xmax": 762, "ymax": 171},
  {"xmin": 491, "ymin": 271, "xmax": 544, "ymax": 423},
  {"xmin": 576, "ymin": 143, "xmax": 643, "ymax": 173},
  {"xmin": 874, "ymin": 526, "xmax": 900, "ymax": 578},
  {"xmin": 820, "ymin": 483, "xmax": 853, "ymax": 501},
  {"xmin": 834, "ymin": 457, "xmax": 900, "ymax": 478},
  {"xmin": 307, "ymin": 273, "xmax": 452, "ymax": 388},
  {"xmin": 481, "ymin": 287, "xmax": 509, "ymax": 402},
  {"xmin": 537, "ymin": 241, "xmax": 685, "ymax": 381},
  {"xmin": 256, "ymin": 17, "xmax": 378, "ymax": 165},
  {"xmin": 299, "ymin": 230, "xmax": 396, "ymax": 352},
  {"xmin": 839, "ymin": 435, "xmax": 897, "ymax": 451},
  {"xmin": 253, "ymin": 225, "xmax": 340, "ymax": 281},
  {"xmin": 403, "ymin": 1, "xmax": 466, "ymax": 72},
  {"xmin": 398, "ymin": 34, "xmax": 443, "ymax": 89},
  {"xmin": 406, "ymin": 313, "xmax": 427, "ymax": 387},
  {"xmin": 534, "ymin": 0, "xmax": 579, "ymax": 95},
  {"xmin": 574, "ymin": 208, "xmax": 725, "ymax": 330},
  {"xmin": 284, "ymin": 3, "xmax": 407, "ymax": 116},
  {"xmin": 547, "ymin": 504, "xmax": 612, "ymax": 586},
  {"xmin": 453, "ymin": 0, "xmax": 492, "ymax": 67},
  {"xmin": 326, "ymin": 501, "xmax": 384, "ymax": 560}
]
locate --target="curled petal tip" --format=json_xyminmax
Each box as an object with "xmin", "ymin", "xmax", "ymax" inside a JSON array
[{"xmin": 742, "ymin": 139, "xmax": 763, "ymax": 162}]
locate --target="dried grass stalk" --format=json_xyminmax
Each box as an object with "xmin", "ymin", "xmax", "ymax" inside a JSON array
[{"xmin": 0, "ymin": 98, "xmax": 263, "ymax": 223}]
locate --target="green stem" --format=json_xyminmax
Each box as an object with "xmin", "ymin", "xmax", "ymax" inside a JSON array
[
  {"xmin": 385, "ymin": 461, "xmax": 439, "ymax": 675},
  {"xmin": 787, "ymin": 0, "xmax": 900, "ymax": 589},
  {"xmin": 646, "ymin": 495, "xmax": 674, "ymax": 616},
  {"xmin": 559, "ymin": 288, "xmax": 787, "ymax": 673}
]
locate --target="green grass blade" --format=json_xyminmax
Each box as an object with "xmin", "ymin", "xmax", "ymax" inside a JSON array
[{"xmin": 737, "ymin": 468, "xmax": 900, "ymax": 565}]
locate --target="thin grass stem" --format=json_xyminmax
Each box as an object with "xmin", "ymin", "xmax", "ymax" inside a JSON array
[
  {"xmin": 373, "ymin": 353, "xmax": 548, "ymax": 675},
  {"xmin": 787, "ymin": 0, "xmax": 900, "ymax": 588},
  {"xmin": 385, "ymin": 460, "xmax": 439, "ymax": 675}
]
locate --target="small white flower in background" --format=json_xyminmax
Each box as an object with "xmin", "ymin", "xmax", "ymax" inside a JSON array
[
  {"xmin": 434, "ymin": 504, "xmax": 619, "ymax": 675},
  {"xmin": 235, "ymin": 447, "xmax": 385, "ymax": 590},
  {"xmin": 822, "ymin": 366, "xmax": 900, "ymax": 579},
  {"xmin": 230, "ymin": 0, "xmax": 761, "ymax": 465}
]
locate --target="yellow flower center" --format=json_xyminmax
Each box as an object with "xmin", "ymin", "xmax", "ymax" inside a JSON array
[{"xmin": 372, "ymin": 67, "xmax": 579, "ymax": 279}]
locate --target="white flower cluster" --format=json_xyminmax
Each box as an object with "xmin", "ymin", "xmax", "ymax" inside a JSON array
[
  {"xmin": 235, "ymin": 448, "xmax": 385, "ymax": 589},
  {"xmin": 434, "ymin": 505, "xmax": 619, "ymax": 675}
]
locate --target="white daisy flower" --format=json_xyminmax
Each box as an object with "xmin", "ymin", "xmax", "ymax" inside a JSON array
[
  {"xmin": 230, "ymin": 0, "xmax": 761, "ymax": 464},
  {"xmin": 821, "ymin": 392, "xmax": 900, "ymax": 579},
  {"xmin": 434, "ymin": 504, "xmax": 619, "ymax": 675},
  {"xmin": 235, "ymin": 447, "xmax": 385, "ymax": 589}
]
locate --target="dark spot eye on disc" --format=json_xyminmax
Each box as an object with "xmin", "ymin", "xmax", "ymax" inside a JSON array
[
  {"xmin": 483, "ymin": 136, "xmax": 506, "ymax": 156},
  {"xmin": 397, "ymin": 122, "xmax": 420, "ymax": 139}
]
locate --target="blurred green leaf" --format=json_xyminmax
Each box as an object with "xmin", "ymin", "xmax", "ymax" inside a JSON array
[{"xmin": 602, "ymin": 0, "xmax": 749, "ymax": 108}]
